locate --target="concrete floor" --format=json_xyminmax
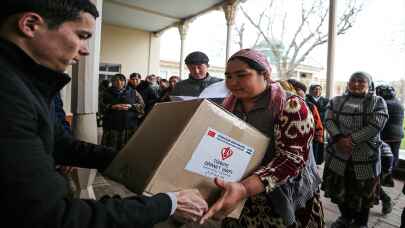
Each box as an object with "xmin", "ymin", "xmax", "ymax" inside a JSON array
[{"xmin": 90, "ymin": 166, "xmax": 405, "ymax": 228}]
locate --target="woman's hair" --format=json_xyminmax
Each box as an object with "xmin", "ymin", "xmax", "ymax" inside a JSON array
[
  {"xmin": 111, "ymin": 73, "xmax": 126, "ymax": 82},
  {"xmin": 287, "ymin": 79, "xmax": 307, "ymax": 92}
]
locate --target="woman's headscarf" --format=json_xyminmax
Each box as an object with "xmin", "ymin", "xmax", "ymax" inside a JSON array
[
  {"xmin": 228, "ymin": 48, "xmax": 272, "ymax": 78},
  {"xmin": 223, "ymin": 49, "xmax": 286, "ymax": 117},
  {"xmin": 349, "ymin": 71, "xmax": 375, "ymax": 92}
]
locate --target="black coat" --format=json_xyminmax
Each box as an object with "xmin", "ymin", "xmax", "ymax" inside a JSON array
[
  {"xmin": 0, "ymin": 39, "xmax": 171, "ymax": 228},
  {"xmin": 102, "ymin": 87, "xmax": 144, "ymax": 130},
  {"xmin": 381, "ymin": 98, "xmax": 404, "ymax": 141},
  {"xmin": 306, "ymin": 95, "xmax": 329, "ymax": 123}
]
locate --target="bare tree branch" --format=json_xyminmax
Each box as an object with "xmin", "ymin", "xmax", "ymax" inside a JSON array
[{"xmin": 239, "ymin": 0, "xmax": 364, "ymax": 79}]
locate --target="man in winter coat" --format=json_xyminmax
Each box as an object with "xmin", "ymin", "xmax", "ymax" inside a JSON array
[
  {"xmin": 0, "ymin": 1, "xmax": 207, "ymax": 227},
  {"xmin": 170, "ymin": 51, "xmax": 223, "ymax": 97}
]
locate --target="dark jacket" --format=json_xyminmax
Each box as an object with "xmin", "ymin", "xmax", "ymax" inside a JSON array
[
  {"xmin": 381, "ymin": 97, "xmax": 404, "ymax": 141},
  {"xmin": 136, "ymin": 81, "xmax": 160, "ymax": 114},
  {"xmin": 306, "ymin": 95, "xmax": 329, "ymax": 123},
  {"xmin": 170, "ymin": 74, "xmax": 223, "ymax": 97},
  {"xmin": 0, "ymin": 39, "xmax": 171, "ymax": 228},
  {"xmin": 52, "ymin": 92, "xmax": 72, "ymax": 134},
  {"xmin": 102, "ymin": 86, "xmax": 145, "ymax": 130}
]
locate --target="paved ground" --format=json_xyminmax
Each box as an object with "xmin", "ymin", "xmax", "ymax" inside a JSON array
[{"xmin": 90, "ymin": 165, "xmax": 405, "ymax": 228}]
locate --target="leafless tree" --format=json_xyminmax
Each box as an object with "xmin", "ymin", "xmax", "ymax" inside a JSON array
[{"xmin": 236, "ymin": 0, "xmax": 363, "ymax": 79}]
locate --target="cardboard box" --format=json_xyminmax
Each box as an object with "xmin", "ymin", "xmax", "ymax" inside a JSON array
[{"xmin": 105, "ymin": 99, "xmax": 269, "ymax": 218}]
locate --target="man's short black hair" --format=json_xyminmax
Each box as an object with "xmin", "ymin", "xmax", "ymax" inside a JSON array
[
  {"xmin": 2, "ymin": 0, "xmax": 99, "ymax": 29},
  {"xmin": 130, "ymin": 72, "xmax": 141, "ymax": 79}
]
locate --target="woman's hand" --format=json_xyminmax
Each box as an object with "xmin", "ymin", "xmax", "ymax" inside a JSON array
[
  {"xmin": 111, "ymin": 104, "xmax": 130, "ymax": 110},
  {"xmin": 336, "ymin": 136, "xmax": 352, "ymax": 154},
  {"xmin": 199, "ymin": 178, "xmax": 247, "ymax": 224}
]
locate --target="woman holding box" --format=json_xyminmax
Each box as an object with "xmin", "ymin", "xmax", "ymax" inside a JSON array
[{"xmin": 200, "ymin": 49, "xmax": 324, "ymax": 228}]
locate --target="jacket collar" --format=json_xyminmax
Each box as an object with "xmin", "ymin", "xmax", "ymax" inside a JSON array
[
  {"xmin": 0, "ymin": 38, "xmax": 71, "ymax": 98},
  {"xmin": 187, "ymin": 73, "xmax": 211, "ymax": 82}
]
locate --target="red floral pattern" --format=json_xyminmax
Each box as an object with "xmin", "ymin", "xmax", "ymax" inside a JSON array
[{"xmin": 223, "ymin": 83, "xmax": 315, "ymax": 193}]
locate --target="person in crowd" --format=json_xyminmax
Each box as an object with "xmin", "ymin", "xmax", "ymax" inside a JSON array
[
  {"xmin": 322, "ymin": 72, "xmax": 388, "ymax": 228},
  {"xmin": 101, "ymin": 73, "xmax": 145, "ymax": 150},
  {"xmin": 159, "ymin": 78, "xmax": 170, "ymax": 96},
  {"xmin": 137, "ymin": 74, "xmax": 160, "ymax": 114},
  {"xmin": 0, "ymin": 1, "xmax": 208, "ymax": 227},
  {"xmin": 170, "ymin": 51, "xmax": 222, "ymax": 97},
  {"xmin": 160, "ymin": 75, "xmax": 180, "ymax": 102},
  {"xmin": 379, "ymin": 141, "xmax": 394, "ymax": 215},
  {"xmin": 97, "ymin": 79, "xmax": 111, "ymax": 127},
  {"xmin": 376, "ymin": 85, "xmax": 404, "ymax": 168},
  {"xmin": 376, "ymin": 84, "xmax": 404, "ymax": 215},
  {"xmin": 286, "ymin": 79, "xmax": 324, "ymax": 163},
  {"xmin": 169, "ymin": 75, "xmax": 181, "ymax": 88},
  {"xmin": 200, "ymin": 49, "xmax": 324, "ymax": 227},
  {"xmin": 128, "ymin": 72, "xmax": 142, "ymax": 91},
  {"xmin": 306, "ymin": 83, "xmax": 329, "ymax": 164}
]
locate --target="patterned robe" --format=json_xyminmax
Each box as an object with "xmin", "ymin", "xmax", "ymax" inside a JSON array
[{"xmin": 222, "ymin": 83, "xmax": 322, "ymax": 227}]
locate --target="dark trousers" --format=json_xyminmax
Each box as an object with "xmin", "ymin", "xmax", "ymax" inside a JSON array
[
  {"xmin": 401, "ymin": 208, "xmax": 405, "ymax": 228},
  {"xmin": 387, "ymin": 141, "xmax": 401, "ymax": 168},
  {"xmin": 338, "ymin": 203, "xmax": 370, "ymax": 226},
  {"xmin": 313, "ymin": 141, "xmax": 324, "ymax": 165}
]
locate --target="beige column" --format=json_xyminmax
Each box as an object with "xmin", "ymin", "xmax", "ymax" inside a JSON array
[
  {"xmin": 178, "ymin": 21, "xmax": 189, "ymax": 79},
  {"xmin": 71, "ymin": 0, "xmax": 103, "ymax": 199},
  {"xmin": 223, "ymin": 0, "xmax": 238, "ymax": 63},
  {"xmin": 326, "ymin": 0, "xmax": 337, "ymax": 98}
]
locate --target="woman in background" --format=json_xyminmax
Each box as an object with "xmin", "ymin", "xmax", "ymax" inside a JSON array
[
  {"xmin": 101, "ymin": 74, "xmax": 145, "ymax": 150},
  {"xmin": 322, "ymin": 72, "xmax": 388, "ymax": 228}
]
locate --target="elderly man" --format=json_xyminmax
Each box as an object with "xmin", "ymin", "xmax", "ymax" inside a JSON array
[
  {"xmin": 170, "ymin": 51, "xmax": 222, "ymax": 97},
  {"xmin": 0, "ymin": 1, "xmax": 207, "ymax": 227}
]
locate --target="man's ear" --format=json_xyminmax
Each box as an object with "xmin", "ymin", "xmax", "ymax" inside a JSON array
[{"xmin": 17, "ymin": 13, "xmax": 45, "ymax": 38}]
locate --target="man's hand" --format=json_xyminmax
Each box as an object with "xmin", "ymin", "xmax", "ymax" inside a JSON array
[
  {"xmin": 199, "ymin": 178, "xmax": 247, "ymax": 224},
  {"xmin": 173, "ymin": 189, "xmax": 208, "ymax": 223}
]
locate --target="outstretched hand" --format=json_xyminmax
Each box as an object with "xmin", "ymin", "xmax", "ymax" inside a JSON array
[
  {"xmin": 173, "ymin": 189, "xmax": 208, "ymax": 223},
  {"xmin": 199, "ymin": 178, "xmax": 247, "ymax": 224}
]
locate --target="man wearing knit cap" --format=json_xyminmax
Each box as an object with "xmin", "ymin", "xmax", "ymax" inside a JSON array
[{"xmin": 170, "ymin": 51, "xmax": 222, "ymax": 97}]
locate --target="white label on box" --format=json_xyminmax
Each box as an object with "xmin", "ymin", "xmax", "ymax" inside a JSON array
[{"xmin": 185, "ymin": 127, "xmax": 255, "ymax": 182}]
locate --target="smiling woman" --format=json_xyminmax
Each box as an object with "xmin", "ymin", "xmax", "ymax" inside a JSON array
[{"xmin": 201, "ymin": 49, "xmax": 324, "ymax": 228}]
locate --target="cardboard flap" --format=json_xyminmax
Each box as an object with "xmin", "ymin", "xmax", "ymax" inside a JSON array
[{"xmin": 104, "ymin": 100, "xmax": 202, "ymax": 194}]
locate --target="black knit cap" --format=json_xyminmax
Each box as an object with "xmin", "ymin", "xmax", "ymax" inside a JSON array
[{"xmin": 185, "ymin": 51, "xmax": 209, "ymax": 65}]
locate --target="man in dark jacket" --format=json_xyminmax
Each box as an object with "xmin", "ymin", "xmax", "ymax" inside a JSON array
[
  {"xmin": 376, "ymin": 85, "xmax": 404, "ymax": 168},
  {"xmin": 170, "ymin": 51, "xmax": 223, "ymax": 97},
  {"xmin": 306, "ymin": 84, "xmax": 329, "ymax": 123},
  {"xmin": 0, "ymin": 1, "xmax": 207, "ymax": 227},
  {"xmin": 306, "ymin": 84, "xmax": 329, "ymax": 164}
]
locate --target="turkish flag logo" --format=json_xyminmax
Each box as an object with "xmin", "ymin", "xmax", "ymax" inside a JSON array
[
  {"xmin": 207, "ymin": 130, "xmax": 216, "ymax": 138},
  {"xmin": 221, "ymin": 147, "xmax": 233, "ymax": 160}
]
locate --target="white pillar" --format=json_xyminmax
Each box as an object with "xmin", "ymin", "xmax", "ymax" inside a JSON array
[
  {"xmin": 178, "ymin": 21, "xmax": 189, "ymax": 79},
  {"xmin": 71, "ymin": 0, "xmax": 103, "ymax": 199},
  {"xmin": 326, "ymin": 0, "xmax": 336, "ymax": 98},
  {"xmin": 223, "ymin": 0, "xmax": 238, "ymax": 63}
]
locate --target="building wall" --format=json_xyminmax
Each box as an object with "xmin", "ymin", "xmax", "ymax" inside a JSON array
[{"xmin": 100, "ymin": 23, "xmax": 160, "ymax": 78}]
